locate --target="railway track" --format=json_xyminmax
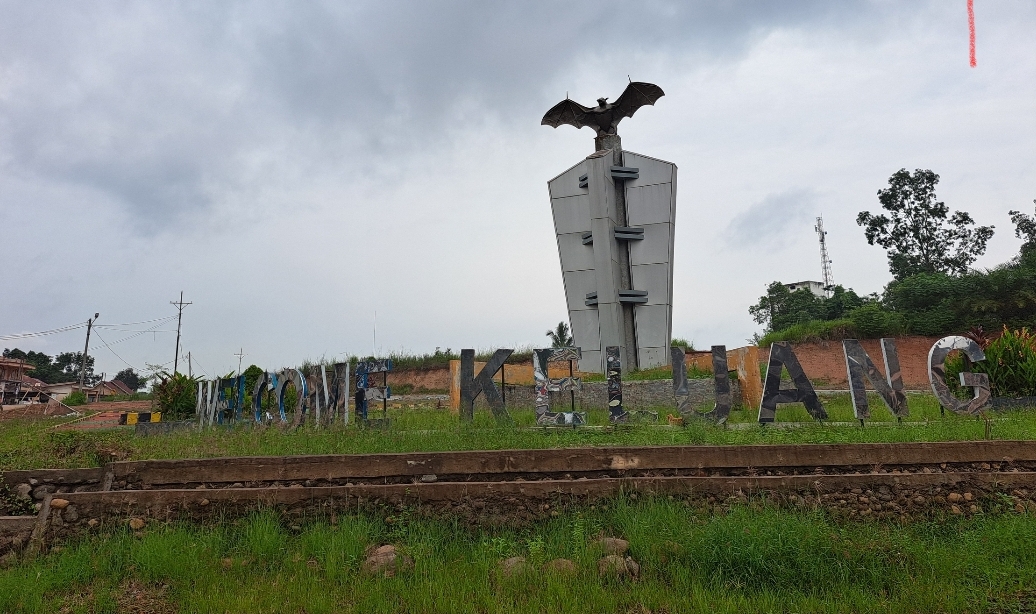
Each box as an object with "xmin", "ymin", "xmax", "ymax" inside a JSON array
[{"xmin": 3, "ymin": 440, "xmax": 1036, "ymax": 555}]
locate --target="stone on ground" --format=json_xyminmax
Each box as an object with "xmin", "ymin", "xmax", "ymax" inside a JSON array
[
  {"xmin": 362, "ymin": 544, "xmax": 413, "ymax": 577},
  {"xmin": 598, "ymin": 554, "xmax": 640, "ymax": 579},
  {"xmin": 498, "ymin": 556, "xmax": 529, "ymax": 577},
  {"xmin": 595, "ymin": 537, "xmax": 630, "ymax": 555}
]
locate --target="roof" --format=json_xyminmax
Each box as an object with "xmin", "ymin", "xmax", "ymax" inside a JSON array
[
  {"xmin": 20, "ymin": 375, "xmax": 47, "ymax": 388},
  {"xmin": 0, "ymin": 357, "xmax": 34, "ymax": 370},
  {"xmin": 107, "ymin": 379, "xmax": 134, "ymax": 395}
]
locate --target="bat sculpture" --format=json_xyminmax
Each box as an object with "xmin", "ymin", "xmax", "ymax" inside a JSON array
[{"xmin": 541, "ymin": 82, "xmax": 664, "ymax": 145}]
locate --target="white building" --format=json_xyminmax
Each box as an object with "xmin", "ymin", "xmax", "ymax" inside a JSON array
[{"xmin": 784, "ymin": 280, "xmax": 827, "ymax": 298}]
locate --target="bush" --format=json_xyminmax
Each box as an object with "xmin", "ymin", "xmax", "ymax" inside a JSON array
[
  {"xmin": 151, "ymin": 372, "xmax": 200, "ymax": 420},
  {"xmin": 848, "ymin": 304, "xmax": 906, "ymax": 339},
  {"xmin": 63, "ymin": 390, "xmax": 87, "ymax": 406},
  {"xmin": 946, "ymin": 328, "xmax": 1036, "ymax": 398},
  {"xmin": 758, "ymin": 319, "xmax": 857, "ymax": 347}
]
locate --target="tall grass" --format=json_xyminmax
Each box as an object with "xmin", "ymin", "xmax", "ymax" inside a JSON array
[
  {"xmin": 758, "ymin": 319, "xmax": 857, "ymax": 346},
  {"xmin": 2, "ymin": 394, "xmax": 1035, "ymax": 471},
  {"xmin": 2, "ymin": 500, "xmax": 1035, "ymax": 613}
]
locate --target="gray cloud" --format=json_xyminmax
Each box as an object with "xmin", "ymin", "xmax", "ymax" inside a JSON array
[
  {"xmin": 0, "ymin": 0, "xmax": 1032, "ymax": 375},
  {"xmin": 0, "ymin": 0, "xmax": 879, "ymax": 229},
  {"xmin": 725, "ymin": 189, "xmax": 817, "ymax": 247}
]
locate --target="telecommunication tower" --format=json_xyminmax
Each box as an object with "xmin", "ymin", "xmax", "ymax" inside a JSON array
[{"xmin": 815, "ymin": 216, "xmax": 834, "ymax": 297}]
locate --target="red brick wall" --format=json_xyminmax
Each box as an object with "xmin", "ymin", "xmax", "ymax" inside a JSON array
[{"xmin": 773, "ymin": 336, "xmax": 942, "ymax": 389}]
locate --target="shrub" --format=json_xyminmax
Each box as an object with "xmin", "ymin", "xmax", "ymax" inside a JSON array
[
  {"xmin": 848, "ymin": 304, "xmax": 906, "ymax": 339},
  {"xmin": 758, "ymin": 319, "xmax": 857, "ymax": 347},
  {"xmin": 946, "ymin": 327, "xmax": 1036, "ymax": 398},
  {"xmin": 63, "ymin": 390, "xmax": 87, "ymax": 406},
  {"xmin": 151, "ymin": 372, "xmax": 200, "ymax": 420}
]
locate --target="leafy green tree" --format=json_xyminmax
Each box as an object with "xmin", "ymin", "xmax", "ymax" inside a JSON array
[
  {"xmin": 3, "ymin": 348, "xmax": 68, "ymax": 383},
  {"xmin": 749, "ymin": 282, "xmax": 824, "ymax": 333},
  {"xmin": 54, "ymin": 352, "xmax": 100, "ymax": 385},
  {"xmin": 1009, "ymin": 201, "xmax": 1036, "ymax": 257},
  {"xmin": 857, "ymin": 169, "xmax": 995, "ymax": 280},
  {"xmin": 546, "ymin": 322, "xmax": 573, "ymax": 347},
  {"xmin": 113, "ymin": 367, "xmax": 145, "ymax": 391},
  {"xmin": 243, "ymin": 364, "xmax": 265, "ymax": 396}
]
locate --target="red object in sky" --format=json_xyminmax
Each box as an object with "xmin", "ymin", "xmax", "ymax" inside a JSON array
[{"xmin": 968, "ymin": 0, "xmax": 976, "ymax": 67}]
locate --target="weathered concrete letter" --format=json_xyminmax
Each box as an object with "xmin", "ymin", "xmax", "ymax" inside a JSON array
[
  {"xmin": 928, "ymin": 336, "xmax": 990, "ymax": 415},
  {"xmin": 460, "ymin": 349, "xmax": 513, "ymax": 422},
  {"xmin": 842, "ymin": 338, "xmax": 908, "ymax": 421},
  {"xmin": 758, "ymin": 342, "xmax": 826, "ymax": 423}
]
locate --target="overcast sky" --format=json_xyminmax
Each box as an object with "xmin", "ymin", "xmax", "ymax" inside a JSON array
[{"xmin": 1, "ymin": 1, "xmax": 1033, "ymax": 378}]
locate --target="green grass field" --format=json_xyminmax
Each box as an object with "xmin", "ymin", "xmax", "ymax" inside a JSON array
[
  {"xmin": 1, "ymin": 393, "xmax": 1033, "ymax": 471},
  {"xmin": 2, "ymin": 498, "xmax": 1035, "ymax": 613}
]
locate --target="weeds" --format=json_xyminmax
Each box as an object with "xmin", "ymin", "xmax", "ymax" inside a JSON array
[
  {"xmin": 3, "ymin": 500, "xmax": 1036, "ymax": 612},
  {"xmin": 2, "ymin": 394, "xmax": 1035, "ymax": 471}
]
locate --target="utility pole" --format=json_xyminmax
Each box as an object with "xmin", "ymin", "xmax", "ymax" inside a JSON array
[
  {"xmin": 187, "ymin": 352, "xmax": 192, "ymax": 379},
  {"xmin": 234, "ymin": 348, "xmax": 245, "ymax": 377},
  {"xmin": 79, "ymin": 313, "xmax": 99, "ymax": 391},
  {"xmin": 171, "ymin": 292, "xmax": 192, "ymax": 374}
]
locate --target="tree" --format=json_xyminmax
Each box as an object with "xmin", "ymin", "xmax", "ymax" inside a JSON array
[
  {"xmin": 749, "ymin": 282, "xmax": 824, "ymax": 332},
  {"xmin": 546, "ymin": 321, "xmax": 573, "ymax": 347},
  {"xmin": 857, "ymin": 169, "xmax": 995, "ymax": 280},
  {"xmin": 1009, "ymin": 201, "xmax": 1036, "ymax": 257},
  {"xmin": 2, "ymin": 348, "xmax": 82, "ymax": 383},
  {"xmin": 114, "ymin": 367, "xmax": 145, "ymax": 391},
  {"xmin": 53, "ymin": 351, "xmax": 100, "ymax": 385}
]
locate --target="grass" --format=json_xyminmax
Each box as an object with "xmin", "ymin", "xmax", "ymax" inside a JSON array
[
  {"xmin": 2, "ymin": 499, "xmax": 1036, "ymax": 612},
  {"xmin": 1, "ymin": 394, "xmax": 1034, "ymax": 471},
  {"xmin": 758, "ymin": 319, "xmax": 857, "ymax": 347}
]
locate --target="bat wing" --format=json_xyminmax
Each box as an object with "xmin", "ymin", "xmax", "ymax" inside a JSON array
[
  {"xmin": 541, "ymin": 98, "xmax": 595, "ymax": 129},
  {"xmin": 611, "ymin": 82, "xmax": 665, "ymax": 120}
]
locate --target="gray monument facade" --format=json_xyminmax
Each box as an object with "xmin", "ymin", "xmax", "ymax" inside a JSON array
[{"xmin": 547, "ymin": 149, "xmax": 677, "ymax": 373}]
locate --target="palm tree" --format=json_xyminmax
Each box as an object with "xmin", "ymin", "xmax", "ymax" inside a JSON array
[{"xmin": 546, "ymin": 322, "xmax": 573, "ymax": 348}]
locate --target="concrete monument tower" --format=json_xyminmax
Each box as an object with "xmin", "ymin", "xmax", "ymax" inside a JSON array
[{"xmin": 543, "ymin": 82, "xmax": 676, "ymax": 373}]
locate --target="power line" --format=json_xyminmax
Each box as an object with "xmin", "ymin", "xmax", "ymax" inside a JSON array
[
  {"xmin": 94, "ymin": 316, "xmax": 183, "ymax": 328},
  {"xmin": 0, "ymin": 322, "xmax": 88, "ymax": 341},
  {"xmin": 92, "ymin": 329, "xmax": 139, "ymax": 371},
  {"xmin": 89, "ymin": 317, "xmax": 178, "ymax": 352},
  {"xmin": 1, "ymin": 315, "xmax": 179, "ymax": 342}
]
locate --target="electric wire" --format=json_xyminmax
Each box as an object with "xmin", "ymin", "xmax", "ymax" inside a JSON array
[
  {"xmin": 0, "ymin": 322, "xmax": 88, "ymax": 341},
  {"xmin": 1, "ymin": 315, "xmax": 179, "ymax": 341},
  {"xmin": 88, "ymin": 317, "xmax": 178, "ymax": 352},
  {"xmin": 91, "ymin": 329, "xmax": 140, "ymax": 371}
]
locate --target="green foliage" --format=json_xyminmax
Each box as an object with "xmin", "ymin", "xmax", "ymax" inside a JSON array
[
  {"xmin": 151, "ymin": 372, "xmax": 200, "ymax": 420},
  {"xmin": 1009, "ymin": 202, "xmax": 1036, "ymax": 256},
  {"xmin": 947, "ymin": 328, "xmax": 1036, "ymax": 398},
  {"xmin": 242, "ymin": 365, "xmax": 264, "ymax": 395},
  {"xmin": 758, "ymin": 319, "xmax": 857, "ymax": 346},
  {"xmin": 670, "ymin": 338, "xmax": 694, "ymax": 351},
  {"xmin": 62, "ymin": 390, "xmax": 87, "ymax": 406},
  {"xmin": 546, "ymin": 321, "xmax": 573, "ymax": 348},
  {"xmin": 113, "ymin": 367, "xmax": 145, "ymax": 391},
  {"xmin": 4, "ymin": 503, "xmax": 1036, "ymax": 613},
  {"xmin": 848, "ymin": 303, "xmax": 907, "ymax": 338},
  {"xmin": 0, "ymin": 348, "xmax": 88, "ymax": 384},
  {"xmin": 2, "ymin": 394, "xmax": 1036, "ymax": 472},
  {"xmin": 857, "ymin": 168, "xmax": 995, "ymax": 280},
  {"xmin": 750, "ymin": 283, "xmax": 870, "ymax": 334},
  {"xmin": 884, "ymin": 260, "xmax": 1036, "ymax": 335}
]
